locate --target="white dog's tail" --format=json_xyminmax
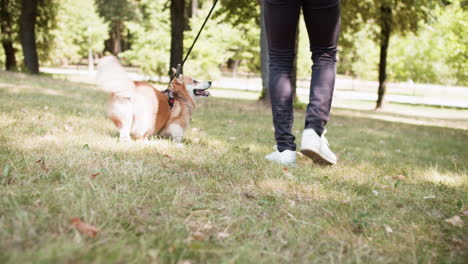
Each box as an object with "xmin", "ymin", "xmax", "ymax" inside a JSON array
[{"xmin": 96, "ymin": 56, "xmax": 135, "ymax": 98}]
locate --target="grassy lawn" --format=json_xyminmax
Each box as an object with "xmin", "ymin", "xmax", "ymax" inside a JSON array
[{"xmin": 1, "ymin": 71, "xmax": 467, "ymax": 263}]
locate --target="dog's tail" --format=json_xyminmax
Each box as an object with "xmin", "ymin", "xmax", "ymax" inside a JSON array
[{"xmin": 96, "ymin": 56, "xmax": 135, "ymax": 98}]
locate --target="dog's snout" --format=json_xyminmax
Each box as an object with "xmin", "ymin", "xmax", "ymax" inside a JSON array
[{"xmin": 208, "ymin": 81, "xmax": 212, "ymax": 86}]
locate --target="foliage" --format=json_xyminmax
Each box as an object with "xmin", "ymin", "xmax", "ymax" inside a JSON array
[
  {"xmin": 428, "ymin": 0, "xmax": 467, "ymax": 85},
  {"xmin": 35, "ymin": 0, "xmax": 59, "ymax": 63},
  {"xmin": 215, "ymin": 0, "xmax": 259, "ymax": 26},
  {"xmin": 44, "ymin": 0, "xmax": 107, "ymax": 65},
  {"xmin": 0, "ymin": 0, "xmax": 466, "ymax": 85},
  {"xmin": 95, "ymin": 0, "xmax": 140, "ymax": 54},
  {"xmin": 183, "ymin": 7, "xmax": 260, "ymax": 79},
  {"xmin": 336, "ymin": 0, "xmax": 466, "ymax": 85},
  {"xmin": 387, "ymin": 1, "xmax": 467, "ymax": 85},
  {"xmin": 122, "ymin": 0, "xmax": 260, "ymax": 80},
  {"xmin": 0, "ymin": 0, "xmax": 58, "ymax": 69},
  {"xmin": 95, "ymin": 0, "xmax": 139, "ymax": 24},
  {"xmin": 120, "ymin": 0, "xmax": 170, "ymax": 77}
]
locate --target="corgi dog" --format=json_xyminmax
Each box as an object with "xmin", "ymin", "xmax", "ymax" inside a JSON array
[{"xmin": 96, "ymin": 56, "xmax": 211, "ymax": 142}]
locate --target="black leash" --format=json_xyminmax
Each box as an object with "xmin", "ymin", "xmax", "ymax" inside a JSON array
[{"xmin": 164, "ymin": 0, "xmax": 219, "ymax": 108}]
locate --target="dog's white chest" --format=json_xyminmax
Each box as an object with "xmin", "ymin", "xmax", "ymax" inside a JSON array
[{"xmin": 166, "ymin": 124, "xmax": 184, "ymax": 142}]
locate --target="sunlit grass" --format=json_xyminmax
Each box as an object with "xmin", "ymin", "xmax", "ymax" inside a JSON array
[{"xmin": 0, "ymin": 71, "xmax": 467, "ymax": 263}]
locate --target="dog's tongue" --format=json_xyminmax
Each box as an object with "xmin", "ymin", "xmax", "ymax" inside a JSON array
[{"xmin": 195, "ymin": 89, "xmax": 210, "ymax": 96}]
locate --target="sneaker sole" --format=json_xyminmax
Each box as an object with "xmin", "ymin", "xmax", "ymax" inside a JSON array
[{"xmin": 300, "ymin": 149, "xmax": 335, "ymax": 166}]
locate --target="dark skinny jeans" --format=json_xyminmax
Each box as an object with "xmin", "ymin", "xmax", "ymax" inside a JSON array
[{"xmin": 264, "ymin": 0, "xmax": 341, "ymax": 152}]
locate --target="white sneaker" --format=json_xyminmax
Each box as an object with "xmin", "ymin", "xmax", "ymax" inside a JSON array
[
  {"xmin": 265, "ymin": 146, "xmax": 296, "ymax": 166},
  {"xmin": 300, "ymin": 129, "xmax": 337, "ymax": 165}
]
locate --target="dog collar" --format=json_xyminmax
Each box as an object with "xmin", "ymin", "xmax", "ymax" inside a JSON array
[{"xmin": 163, "ymin": 89, "xmax": 175, "ymax": 109}]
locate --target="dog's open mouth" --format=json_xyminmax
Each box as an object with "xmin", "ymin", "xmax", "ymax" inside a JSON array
[{"xmin": 193, "ymin": 88, "xmax": 210, "ymax": 97}]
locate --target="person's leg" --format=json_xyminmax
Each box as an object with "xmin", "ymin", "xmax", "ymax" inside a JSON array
[
  {"xmin": 264, "ymin": 0, "xmax": 301, "ymax": 152},
  {"xmin": 302, "ymin": 1, "xmax": 341, "ymax": 135}
]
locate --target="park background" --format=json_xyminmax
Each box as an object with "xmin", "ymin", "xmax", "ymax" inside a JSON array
[{"xmin": 1, "ymin": 0, "xmax": 467, "ymax": 263}]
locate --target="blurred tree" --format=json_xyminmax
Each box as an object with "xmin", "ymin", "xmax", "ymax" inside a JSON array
[
  {"xmin": 342, "ymin": 0, "xmax": 438, "ymax": 109},
  {"xmin": 19, "ymin": 0, "xmax": 39, "ymax": 73},
  {"xmin": 122, "ymin": 0, "xmax": 260, "ymax": 80},
  {"xmin": 183, "ymin": 8, "xmax": 259, "ymax": 79},
  {"xmin": 95, "ymin": 0, "xmax": 138, "ymax": 55},
  {"xmin": 388, "ymin": 0, "xmax": 466, "ymax": 86},
  {"xmin": 35, "ymin": 0, "xmax": 58, "ymax": 63},
  {"xmin": 0, "ymin": 0, "xmax": 18, "ymax": 70},
  {"xmin": 121, "ymin": 0, "xmax": 171, "ymax": 77},
  {"xmin": 338, "ymin": 0, "xmax": 374, "ymax": 77},
  {"xmin": 1, "ymin": 0, "xmax": 57, "ymax": 72},
  {"xmin": 46, "ymin": 0, "xmax": 107, "ymax": 67},
  {"xmin": 437, "ymin": 0, "xmax": 467, "ymax": 85}
]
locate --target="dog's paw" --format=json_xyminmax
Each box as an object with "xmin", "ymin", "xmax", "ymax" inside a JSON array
[
  {"xmin": 173, "ymin": 137, "xmax": 183, "ymax": 143},
  {"xmin": 119, "ymin": 136, "xmax": 131, "ymax": 142}
]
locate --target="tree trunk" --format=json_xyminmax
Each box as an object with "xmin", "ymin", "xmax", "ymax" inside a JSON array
[
  {"xmin": 376, "ymin": 5, "xmax": 392, "ymax": 110},
  {"xmin": 0, "ymin": 0, "xmax": 17, "ymax": 70},
  {"xmin": 112, "ymin": 21, "xmax": 122, "ymax": 55},
  {"xmin": 170, "ymin": 0, "xmax": 185, "ymax": 76},
  {"xmin": 19, "ymin": 0, "xmax": 39, "ymax": 74},
  {"xmin": 259, "ymin": 0, "xmax": 269, "ymax": 103}
]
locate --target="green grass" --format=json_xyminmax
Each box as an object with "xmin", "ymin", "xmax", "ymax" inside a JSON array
[{"xmin": 0, "ymin": 70, "xmax": 467, "ymax": 263}]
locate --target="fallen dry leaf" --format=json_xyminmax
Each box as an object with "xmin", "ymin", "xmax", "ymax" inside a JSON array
[
  {"xmin": 64, "ymin": 124, "xmax": 74, "ymax": 132},
  {"xmin": 460, "ymin": 206, "xmax": 468, "ymax": 216},
  {"xmin": 190, "ymin": 231, "xmax": 205, "ymax": 241},
  {"xmin": 217, "ymin": 232, "xmax": 230, "ymax": 240},
  {"xmin": 229, "ymin": 137, "xmax": 236, "ymax": 140},
  {"xmin": 372, "ymin": 189, "xmax": 380, "ymax": 196},
  {"xmin": 33, "ymin": 199, "xmax": 42, "ymax": 208},
  {"xmin": 282, "ymin": 167, "xmax": 296, "ymax": 180},
  {"xmin": 375, "ymin": 183, "xmax": 390, "ymax": 189},
  {"xmin": 450, "ymin": 237, "xmax": 464, "ymax": 248},
  {"xmin": 35, "ymin": 159, "xmax": 49, "ymax": 173},
  {"xmin": 71, "ymin": 218, "xmax": 98, "ymax": 237},
  {"xmin": 342, "ymin": 197, "xmax": 352, "ymax": 204},
  {"xmin": 90, "ymin": 172, "xmax": 100, "ymax": 180},
  {"xmin": 242, "ymin": 192, "xmax": 256, "ymax": 199},
  {"xmin": 444, "ymin": 216, "xmax": 464, "ymax": 228},
  {"xmin": 393, "ymin": 175, "xmax": 406, "ymax": 180},
  {"xmin": 424, "ymin": 195, "xmax": 436, "ymax": 199},
  {"xmin": 384, "ymin": 224, "xmax": 393, "ymax": 233},
  {"xmin": 163, "ymin": 154, "xmax": 174, "ymax": 159},
  {"xmin": 287, "ymin": 212, "xmax": 296, "ymax": 219}
]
